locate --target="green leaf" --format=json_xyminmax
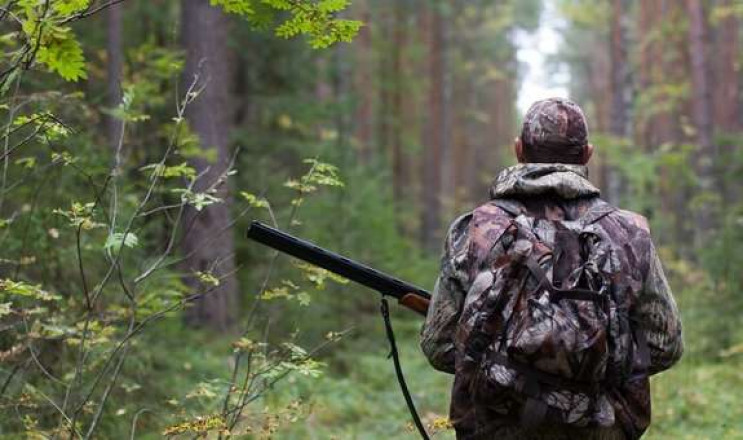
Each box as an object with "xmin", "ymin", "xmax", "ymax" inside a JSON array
[
  {"xmin": 318, "ymin": 0, "xmax": 350, "ymax": 13},
  {"xmin": 209, "ymin": 0, "xmax": 254, "ymax": 15},
  {"xmin": 195, "ymin": 271, "xmax": 220, "ymax": 287},
  {"xmin": 51, "ymin": 151, "xmax": 76, "ymax": 166},
  {"xmin": 36, "ymin": 29, "xmax": 87, "ymax": 81},
  {"xmin": 214, "ymin": 0, "xmax": 360, "ymax": 48},
  {"xmin": 15, "ymin": 157, "xmax": 37, "ymax": 169},
  {"xmin": 0, "ymin": 279, "xmax": 60, "ymax": 301},
  {"xmin": 240, "ymin": 191, "xmax": 270, "ymax": 208},
  {"xmin": 13, "ymin": 112, "xmax": 70, "ymax": 141},
  {"xmin": 162, "ymin": 414, "xmax": 227, "ymax": 436},
  {"xmin": 0, "ymin": 302, "xmax": 12, "ymax": 318},
  {"xmin": 53, "ymin": 0, "xmax": 91, "ymax": 15},
  {"xmin": 54, "ymin": 201, "xmax": 103, "ymax": 229},
  {"xmin": 105, "ymin": 232, "xmax": 139, "ymax": 253},
  {"xmin": 293, "ymin": 261, "xmax": 348, "ymax": 289},
  {"xmin": 140, "ymin": 162, "xmax": 196, "ymax": 179},
  {"xmin": 105, "ymin": 86, "xmax": 151, "ymax": 122},
  {"xmin": 172, "ymin": 189, "xmax": 222, "ymax": 211}
]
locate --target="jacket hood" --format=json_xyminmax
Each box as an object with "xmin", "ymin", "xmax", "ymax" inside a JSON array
[{"xmin": 489, "ymin": 163, "xmax": 600, "ymax": 200}]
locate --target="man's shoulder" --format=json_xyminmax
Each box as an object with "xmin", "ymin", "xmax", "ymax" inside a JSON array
[
  {"xmin": 599, "ymin": 206, "xmax": 655, "ymax": 268},
  {"xmin": 443, "ymin": 202, "xmax": 513, "ymax": 248},
  {"xmin": 607, "ymin": 206, "xmax": 652, "ymax": 235},
  {"xmin": 471, "ymin": 200, "xmax": 517, "ymax": 222},
  {"xmin": 462, "ymin": 201, "xmax": 515, "ymax": 250},
  {"xmin": 445, "ymin": 201, "xmax": 514, "ymax": 233}
]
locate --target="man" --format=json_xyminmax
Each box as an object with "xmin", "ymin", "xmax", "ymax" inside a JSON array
[{"xmin": 420, "ymin": 98, "xmax": 683, "ymax": 440}]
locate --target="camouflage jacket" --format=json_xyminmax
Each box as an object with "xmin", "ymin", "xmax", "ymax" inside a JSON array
[{"xmin": 420, "ymin": 163, "xmax": 683, "ymax": 440}]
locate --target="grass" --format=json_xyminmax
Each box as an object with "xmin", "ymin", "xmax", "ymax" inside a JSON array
[
  {"xmin": 268, "ymin": 316, "xmax": 456, "ymax": 439},
  {"xmin": 647, "ymin": 359, "xmax": 743, "ymax": 439}
]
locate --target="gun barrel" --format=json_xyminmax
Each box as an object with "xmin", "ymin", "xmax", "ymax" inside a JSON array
[{"xmin": 247, "ymin": 221, "xmax": 430, "ymax": 301}]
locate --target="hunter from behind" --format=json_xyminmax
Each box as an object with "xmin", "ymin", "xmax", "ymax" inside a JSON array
[{"xmin": 420, "ymin": 98, "xmax": 683, "ymax": 440}]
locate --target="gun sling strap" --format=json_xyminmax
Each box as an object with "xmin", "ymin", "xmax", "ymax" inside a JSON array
[{"xmin": 380, "ymin": 297, "xmax": 431, "ymax": 440}]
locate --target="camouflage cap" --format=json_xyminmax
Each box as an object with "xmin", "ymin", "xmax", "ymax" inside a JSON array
[{"xmin": 521, "ymin": 98, "xmax": 588, "ymax": 150}]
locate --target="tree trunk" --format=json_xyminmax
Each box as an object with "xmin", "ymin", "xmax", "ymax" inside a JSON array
[
  {"xmin": 353, "ymin": 2, "xmax": 373, "ymax": 165},
  {"xmin": 712, "ymin": 0, "xmax": 740, "ymax": 207},
  {"xmin": 106, "ymin": 2, "xmax": 124, "ymax": 151},
  {"xmin": 638, "ymin": 0, "xmax": 688, "ymax": 246},
  {"xmin": 686, "ymin": 0, "xmax": 717, "ymax": 238},
  {"xmin": 443, "ymin": 0, "xmax": 469, "ymax": 216},
  {"xmin": 713, "ymin": 0, "xmax": 740, "ymax": 133},
  {"xmin": 391, "ymin": 1, "xmax": 407, "ymax": 207},
  {"xmin": 606, "ymin": 0, "xmax": 632, "ymax": 204},
  {"xmin": 180, "ymin": 0, "xmax": 238, "ymax": 331},
  {"xmin": 421, "ymin": 1, "xmax": 446, "ymax": 250},
  {"xmin": 376, "ymin": 4, "xmax": 392, "ymax": 170}
]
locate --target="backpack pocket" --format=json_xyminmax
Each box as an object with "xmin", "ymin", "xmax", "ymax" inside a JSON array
[{"xmin": 507, "ymin": 293, "xmax": 610, "ymax": 383}]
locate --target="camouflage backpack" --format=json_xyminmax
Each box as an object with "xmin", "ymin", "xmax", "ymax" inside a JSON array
[{"xmin": 455, "ymin": 198, "xmax": 651, "ymax": 432}]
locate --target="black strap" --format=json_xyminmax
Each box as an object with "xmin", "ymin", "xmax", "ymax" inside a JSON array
[
  {"xmin": 551, "ymin": 289, "xmax": 607, "ymax": 305},
  {"xmin": 380, "ymin": 297, "xmax": 430, "ymax": 440},
  {"xmin": 521, "ymin": 396, "xmax": 549, "ymax": 428},
  {"xmin": 525, "ymin": 257, "xmax": 606, "ymax": 304},
  {"xmin": 525, "ymin": 257, "xmax": 554, "ymax": 293},
  {"xmin": 632, "ymin": 324, "xmax": 652, "ymax": 374}
]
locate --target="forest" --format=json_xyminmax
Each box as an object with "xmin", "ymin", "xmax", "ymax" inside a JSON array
[{"xmin": 0, "ymin": 0, "xmax": 741, "ymax": 438}]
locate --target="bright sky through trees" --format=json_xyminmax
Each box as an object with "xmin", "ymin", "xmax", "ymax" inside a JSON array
[{"xmin": 516, "ymin": 0, "xmax": 569, "ymax": 115}]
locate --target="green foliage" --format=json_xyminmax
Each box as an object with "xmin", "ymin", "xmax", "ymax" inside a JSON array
[
  {"xmin": 636, "ymin": 82, "xmax": 691, "ymax": 124},
  {"xmin": 4, "ymin": 0, "xmax": 92, "ymax": 85},
  {"xmin": 0, "ymin": 4, "xmax": 358, "ymax": 432},
  {"xmin": 295, "ymin": 260, "xmax": 349, "ymax": 289},
  {"xmin": 105, "ymin": 86, "xmax": 152, "ymax": 123},
  {"xmin": 285, "ymin": 158, "xmax": 344, "ymax": 208},
  {"xmin": 35, "ymin": 28, "xmax": 87, "ymax": 81},
  {"xmin": 172, "ymin": 188, "xmax": 223, "ymax": 211},
  {"xmin": 162, "ymin": 413, "xmax": 229, "ymax": 437},
  {"xmin": 53, "ymin": 201, "xmax": 105, "ymax": 229},
  {"xmin": 13, "ymin": 112, "xmax": 71, "ymax": 141},
  {"xmin": 1, "ymin": 0, "xmax": 356, "ymax": 94},
  {"xmin": 140, "ymin": 162, "xmax": 197, "ymax": 179},
  {"xmin": 211, "ymin": 0, "xmax": 362, "ymax": 48},
  {"xmin": 52, "ymin": 0, "xmax": 92, "ymax": 16},
  {"xmin": 195, "ymin": 270, "xmax": 221, "ymax": 287},
  {"xmin": 711, "ymin": 3, "xmax": 743, "ymax": 23},
  {"xmin": 1, "ymin": 278, "xmax": 61, "ymax": 302},
  {"xmin": 557, "ymin": 0, "xmax": 609, "ymax": 30},
  {"xmin": 240, "ymin": 191, "xmax": 271, "ymax": 208},
  {"xmin": 104, "ymin": 231, "xmax": 139, "ymax": 254}
]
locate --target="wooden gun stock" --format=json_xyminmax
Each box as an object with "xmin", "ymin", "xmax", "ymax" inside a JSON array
[{"xmin": 399, "ymin": 293, "xmax": 430, "ymax": 316}]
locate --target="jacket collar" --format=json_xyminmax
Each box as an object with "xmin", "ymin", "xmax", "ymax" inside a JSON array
[{"xmin": 489, "ymin": 163, "xmax": 600, "ymax": 200}]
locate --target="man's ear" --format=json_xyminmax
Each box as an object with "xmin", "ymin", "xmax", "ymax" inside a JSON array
[
  {"xmin": 581, "ymin": 144, "xmax": 594, "ymax": 164},
  {"xmin": 514, "ymin": 138, "xmax": 526, "ymax": 163}
]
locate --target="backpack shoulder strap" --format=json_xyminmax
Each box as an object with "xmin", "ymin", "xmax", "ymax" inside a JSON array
[
  {"xmin": 580, "ymin": 199, "xmax": 618, "ymax": 227},
  {"xmin": 491, "ymin": 198, "xmax": 525, "ymax": 217}
]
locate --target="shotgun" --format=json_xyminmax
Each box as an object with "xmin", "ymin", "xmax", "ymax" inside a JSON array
[{"xmin": 247, "ymin": 221, "xmax": 431, "ymax": 316}]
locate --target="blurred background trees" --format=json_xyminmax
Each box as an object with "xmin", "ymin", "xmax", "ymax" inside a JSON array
[{"xmin": 1, "ymin": 0, "xmax": 742, "ymax": 438}]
